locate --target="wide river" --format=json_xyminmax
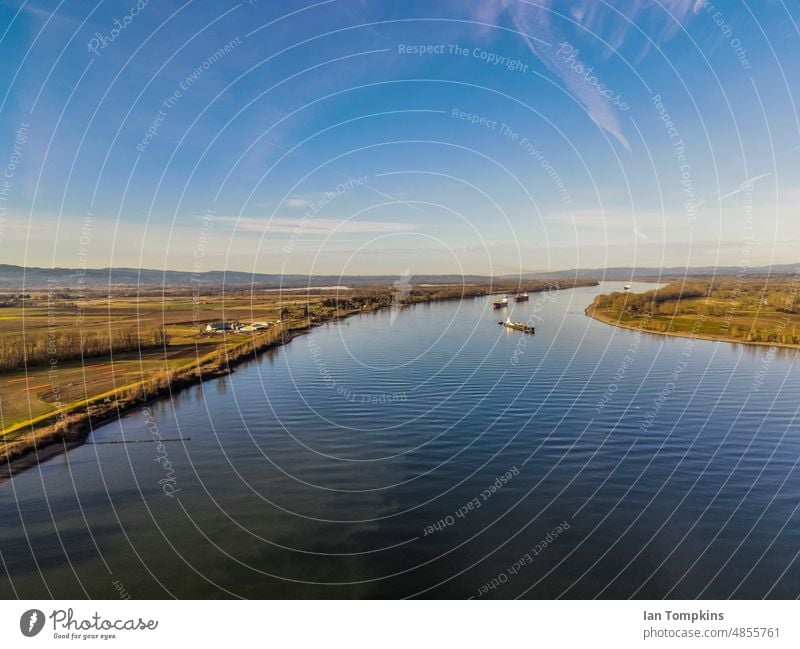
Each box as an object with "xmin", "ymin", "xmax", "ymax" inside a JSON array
[{"xmin": 1, "ymin": 282, "xmax": 799, "ymax": 599}]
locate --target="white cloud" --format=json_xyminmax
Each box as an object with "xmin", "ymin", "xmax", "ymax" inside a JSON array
[{"xmin": 284, "ymin": 197, "xmax": 311, "ymax": 208}]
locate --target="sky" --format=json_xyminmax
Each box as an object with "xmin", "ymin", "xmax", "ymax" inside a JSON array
[{"xmin": 0, "ymin": 0, "xmax": 799, "ymax": 276}]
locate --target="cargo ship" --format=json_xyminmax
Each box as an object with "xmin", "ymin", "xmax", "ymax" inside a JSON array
[
  {"xmin": 492, "ymin": 296, "xmax": 509, "ymax": 309},
  {"xmin": 514, "ymin": 291, "xmax": 529, "ymax": 302},
  {"xmin": 499, "ymin": 317, "xmax": 535, "ymax": 334}
]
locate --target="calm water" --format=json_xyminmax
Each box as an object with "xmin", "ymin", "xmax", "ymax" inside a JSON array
[{"xmin": 1, "ymin": 282, "xmax": 799, "ymax": 599}]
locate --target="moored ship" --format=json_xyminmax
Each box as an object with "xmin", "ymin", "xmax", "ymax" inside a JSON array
[{"xmin": 500, "ymin": 317, "xmax": 535, "ymax": 334}]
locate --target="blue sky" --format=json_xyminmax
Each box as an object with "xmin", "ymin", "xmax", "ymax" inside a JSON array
[{"xmin": 0, "ymin": 0, "xmax": 798, "ymax": 275}]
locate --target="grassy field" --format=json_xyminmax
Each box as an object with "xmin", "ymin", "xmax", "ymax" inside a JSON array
[
  {"xmin": 587, "ymin": 276, "xmax": 800, "ymax": 347},
  {"xmin": 0, "ymin": 346, "xmax": 215, "ymax": 430}
]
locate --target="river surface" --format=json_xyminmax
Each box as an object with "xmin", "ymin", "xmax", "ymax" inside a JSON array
[{"xmin": 1, "ymin": 282, "xmax": 799, "ymax": 599}]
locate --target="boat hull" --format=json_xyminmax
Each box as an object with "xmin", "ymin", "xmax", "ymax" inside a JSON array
[{"xmin": 501, "ymin": 321, "xmax": 535, "ymax": 334}]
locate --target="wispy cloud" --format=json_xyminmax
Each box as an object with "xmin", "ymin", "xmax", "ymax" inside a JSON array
[
  {"xmin": 3, "ymin": 0, "xmax": 82, "ymax": 27},
  {"xmin": 511, "ymin": 6, "xmax": 631, "ymax": 149},
  {"xmin": 544, "ymin": 207, "xmax": 668, "ymax": 230},
  {"xmin": 717, "ymin": 172, "xmax": 772, "ymax": 201},
  {"xmin": 694, "ymin": 172, "xmax": 773, "ymax": 209},
  {"xmin": 285, "ymin": 197, "xmax": 312, "ymax": 208},
  {"xmin": 212, "ymin": 216, "xmax": 419, "ymax": 235},
  {"xmin": 570, "ymin": 0, "xmax": 700, "ymax": 54},
  {"xmin": 461, "ymin": 1, "xmax": 701, "ymax": 149}
]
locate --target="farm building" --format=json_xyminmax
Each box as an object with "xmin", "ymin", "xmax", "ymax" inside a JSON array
[{"xmin": 205, "ymin": 321, "xmax": 236, "ymax": 333}]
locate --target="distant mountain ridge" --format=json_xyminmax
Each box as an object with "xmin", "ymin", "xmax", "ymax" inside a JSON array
[{"xmin": 0, "ymin": 263, "xmax": 796, "ymax": 289}]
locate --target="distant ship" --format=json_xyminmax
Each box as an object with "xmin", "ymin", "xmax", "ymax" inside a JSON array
[
  {"xmin": 493, "ymin": 296, "xmax": 509, "ymax": 309},
  {"xmin": 514, "ymin": 291, "xmax": 529, "ymax": 302},
  {"xmin": 500, "ymin": 317, "xmax": 535, "ymax": 334},
  {"xmin": 623, "ymin": 284, "xmax": 631, "ymax": 291}
]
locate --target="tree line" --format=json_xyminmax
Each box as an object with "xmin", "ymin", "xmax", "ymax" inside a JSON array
[
  {"xmin": 590, "ymin": 283, "xmax": 708, "ymax": 316},
  {"xmin": 0, "ymin": 327, "xmax": 170, "ymax": 372}
]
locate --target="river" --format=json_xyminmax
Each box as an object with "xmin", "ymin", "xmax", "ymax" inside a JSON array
[{"xmin": 1, "ymin": 282, "xmax": 798, "ymax": 598}]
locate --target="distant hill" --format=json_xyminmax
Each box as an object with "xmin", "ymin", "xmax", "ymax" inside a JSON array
[
  {"xmin": 516, "ymin": 265, "xmax": 799, "ymax": 281},
  {"xmin": 0, "ymin": 265, "xmax": 490, "ymax": 289},
  {"xmin": 0, "ymin": 263, "xmax": 796, "ymax": 290}
]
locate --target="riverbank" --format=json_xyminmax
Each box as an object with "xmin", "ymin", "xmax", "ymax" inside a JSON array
[
  {"xmin": 0, "ymin": 305, "xmax": 372, "ymax": 473},
  {"xmin": 0, "ymin": 319, "xmax": 293, "ymax": 467}
]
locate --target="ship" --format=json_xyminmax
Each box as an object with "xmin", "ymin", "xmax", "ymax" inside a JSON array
[
  {"xmin": 514, "ymin": 291, "xmax": 529, "ymax": 302},
  {"xmin": 500, "ymin": 317, "xmax": 535, "ymax": 334},
  {"xmin": 492, "ymin": 296, "xmax": 509, "ymax": 309},
  {"xmin": 623, "ymin": 284, "xmax": 631, "ymax": 291}
]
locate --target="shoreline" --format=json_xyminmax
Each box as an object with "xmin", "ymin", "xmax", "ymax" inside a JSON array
[
  {"xmin": 585, "ymin": 307, "xmax": 800, "ymax": 352},
  {"xmin": 0, "ymin": 314, "xmax": 338, "ymax": 478}
]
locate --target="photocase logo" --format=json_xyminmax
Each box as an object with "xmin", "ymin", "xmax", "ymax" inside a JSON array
[
  {"xmin": 390, "ymin": 269, "xmax": 412, "ymax": 326},
  {"xmin": 20, "ymin": 609, "xmax": 45, "ymax": 637}
]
